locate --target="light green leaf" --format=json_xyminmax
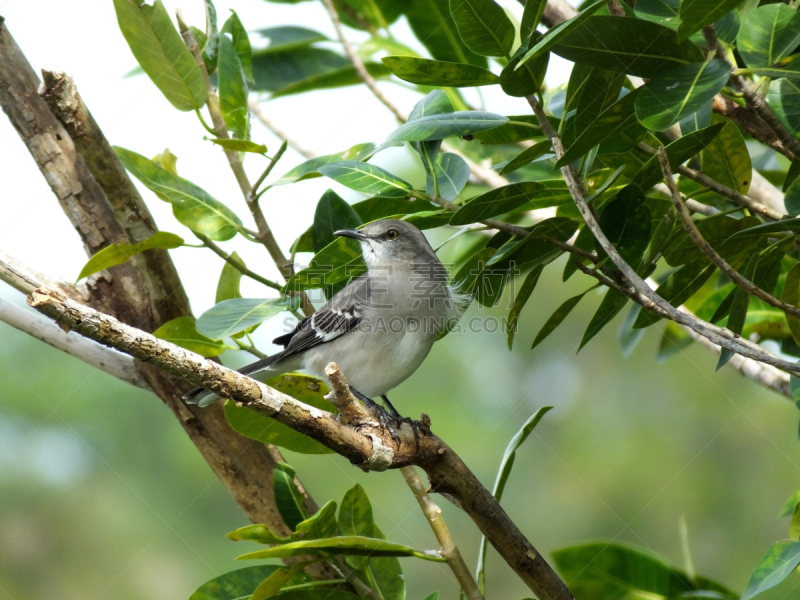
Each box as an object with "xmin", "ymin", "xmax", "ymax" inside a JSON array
[
  {"xmin": 270, "ymin": 62, "xmax": 389, "ymax": 98},
  {"xmin": 115, "ymin": 146, "xmax": 242, "ymax": 240},
  {"xmin": 313, "ymin": 190, "xmax": 363, "ymax": 252},
  {"xmin": 498, "ymin": 140, "xmax": 552, "ymax": 176},
  {"xmin": 635, "ymin": 59, "xmax": 731, "ymax": 131},
  {"xmin": 781, "ymin": 488, "xmax": 800, "ymax": 517},
  {"xmin": 405, "ymin": 0, "xmax": 488, "ymax": 67},
  {"xmin": 738, "ymin": 4, "xmax": 800, "ymax": 68},
  {"xmin": 285, "ymin": 237, "xmax": 364, "ymax": 292},
  {"xmin": 618, "ymin": 304, "xmax": 646, "ymax": 358},
  {"xmin": 549, "ymin": 16, "xmax": 705, "ymax": 77},
  {"xmin": 783, "ymin": 263, "xmax": 800, "ymax": 347},
  {"xmin": 217, "ymin": 34, "xmax": 249, "ymax": 140},
  {"xmin": 188, "ymin": 566, "xmax": 309, "ymax": 600},
  {"xmin": 532, "ymin": 290, "xmax": 590, "ymax": 349},
  {"xmin": 767, "ymin": 78, "xmax": 800, "ymax": 132},
  {"xmin": 199, "ymin": 0, "xmax": 219, "ymax": 74},
  {"xmin": 77, "ymin": 231, "xmax": 183, "ymax": 281},
  {"xmin": 272, "ymin": 143, "xmax": 376, "ymax": 186},
  {"xmin": 506, "ymin": 265, "xmax": 545, "ymax": 350},
  {"xmin": 450, "ymin": 182, "xmax": 545, "ymax": 225},
  {"xmin": 215, "ymin": 252, "xmax": 243, "ymax": 304},
  {"xmin": 450, "ymin": 0, "xmax": 515, "ymax": 58},
  {"xmin": 237, "ymin": 536, "xmax": 444, "ymax": 561},
  {"xmin": 741, "ymin": 541, "xmax": 800, "ymax": 600},
  {"xmin": 428, "ymin": 152, "xmax": 470, "ymax": 200},
  {"xmin": 256, "ymin": 26, "xmax": 328, "ymax": 53},
  {"xmin": 701, "ymin": 116, "xmax": 751, "ymax": 194},
  {"xmin": 153, "ymin": 316, "xmax": 227, "ymax": 357},
  {"xmin": 274, "ymin": 462, "xmax": 308, "ymax": 531},
  {"xmin": 222, "ymin": 11, "xmax": 253, "ymax": 81},
  {"xmin": 251, "ymin": 561, "xmax": 311, "ymax": 600},
  {"xmin": 319, "ymin": 161, "xmax": 413, "ymax": 197},
  {"xmin": 208, "ymin": 138, "xmax": 267, "ymax": 153},
  {"xmin": 224, "ymin": 373, "xmax": 336, "ymax": 455},
  {"xmin": 472, "ymin": 114, "xmax": 544, "ymax": 144},
  {"xmin": 196, "ymin": 297, "xmax": 291, "ymax": 339},
  {"xmin": 383, "ymin": 111, "xmax": 508, "ymax": 144},
  {"xmin": 678, "ymin": 0, "xmax": 742, "ymax": 40},
  {"xmin": 113, "ymin": 0, "xmax": 206, "ymax": 111},
  {"xmin": 381, "ymin": 56, "xmax": 499, "ymax": 86},
  {"xmin": 742, "ymin": 53, "xmax": 800, "ymax": 80}
]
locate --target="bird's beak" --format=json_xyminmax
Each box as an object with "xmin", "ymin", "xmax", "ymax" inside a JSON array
[{"xmin": 334, "ymin": 229, "xmax": 367, "ymax": 241}]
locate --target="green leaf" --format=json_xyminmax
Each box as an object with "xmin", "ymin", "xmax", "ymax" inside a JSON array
[
  {"xmin": 208, "ymin": 138, "xmax": 267, "ymax": 153},
  {"xmin": 500, "ymin": 36, "xmax": 549, "ymax": 97},
  {"xmin": 738, "ymin": 4, "xmax": 800, "ymax": 68},
  {"xmin": 422, "ymin": 594, "xmax": 440, "ymax": 600},
  {"xmin": 499, "ymin": 140, "xmax": 553, "ymax": 176},
  {"xmin": 767, "ymin": 78, "xmax": 800, "ymax": 133},
  {"xmin": 319, "ymin": 161, "xmax": 412, "ymax": 197},
  {"xmin": 665, "ymin": 215, "xmax": 760, "ymax": 264},
  {"xmin": 517, "ymin": 0, "xmax": 607, "ymax": 67},
  {"xmin": 556, "ymin": 90, "xmax": 642, "ymax": 167},
  {"xmin": 222, "ymin": 11, "xmax": 252, "ymax": 81},
  {"xmin": 783, "ymin": 263, "xmax": 800, "ymax": 347},
  {"xmin": 580, "ymin": 289, "xmax": 628, "ymax": 350},
  {"xmin": 741, "ymin": 541, "xmax": 800, "ymax": 600},
  {"xmin": 115, "ymin": 146, "xmax": 242, "ymax": 241},
  {"xmin": 450, "ymin": 182, "xmax": 545, "ymax": 225},
  {"xmin": 217, "ymin": 34, "xmax": 249, "ymax": 139},
  {"xmin": 632, "ymin": 123, "xmax": 724, "ymax": 189},
  {"xmin": 216, "ymin": 251, "xmax": 244, "ymax": 304},
  {"xmin": 274, "ymin": 462, "xmax": 308, "ymax": 531},
  {"xmin": 506, "ymin": 265, "xmax": 545, "ymax": 350},
  {"xmin": 313, "ymin": 190, "xmax": 363, "ymax": 252},
  {"xmin": 237, "ymin": 536, "xmax": 444, "ymax": 561},
  {"xmin": 405, "ymin": 0, "xmax": 488, "ymax": 67},
  {"xmin": 339, "ymin": 484, "xmax": 376, "ymax": 538},
  {"xmin": 153, "ymin": 316, "xmax": 227, "ymax": 357},
  {"xmin": 353, "ymin": 197, "xmax": 440, "ymax": 222},
  {"xmin": 381, "ymin": 56, "xmax": 499, "ymax": 86},
  {"xmin": 199, "ymin": 0, "xmax": 219, "ymax": 74},
  {"xmin": 224, "ymin": 373, "xmax": 336, "ymax": 455},
  {"xmin": 717, "ymin": 254, "xmax": 758, "ymax": 369},
  {"xmin": 429, "ymin": 153, "xmax": 470, "ymax": 200},
  {"xmin": 383, "ymin": 111, "xmax": 508, "ymax": 145},
  {"xmin": 701, "ymin": 116, "xmax": 752, "ymax": 194},
  {"xmin": 634, "ymin": 261, "xmax": 717, "ymax": 328},
  {"xmin": 251, "ymin": 561, "xmax": 311, "ymax": 600},
  {"xmin": 744, "ymin": 53, "xmax": 800, "ymax": 80},
  {"xmin": 188, "ymin": 566, "xmax": 309, "ymax": 600},
  {"xmin": 263, "ymin": 592, "xmax": 358, "ymax": 600},
  {"xmin": 450, "ymin": 0, "xmax": 515, "ymax": 58},
  {"xmin": 272, "ymin": 143, "xmax": 376, "ymax": 186},
  {"xmin": 568, "ymin": 65, "xmax": 626, "ymax": 131},
  {"xmin": 477, "ymin": 406, "xmax": 552, "ymax": 589},
  {"xmin": 635, "ymin": 0, "xmax": 679, "ymax": 25},
  {"xmin": 724, "ymin": 217, "xmax": 800, "ymax": 241},
  {"xmin": 255, "ymin": 26, "xmax": 328, "ymax": 53},
  {"xmin": 781, "ymin": 488, "xmax": 800, "ymax": 517},
  {"xmin": 549, "ymin": 16, "xmax": 705, "ymax": 77},
  {"xmin": 635, "ymin": 60, "xmax": 731, "ymax": 131},
  {"xmin": 532, "ymin": 290, "xmax": 590, "ymax": 349},
  {"xmin": 786, "ymin": 158, "xmax": 800, "ymax": 193},
  {"xmin": 678, "ymin": 0, "xmax": 742, "ymax": 40},
  {"xmin": 113, "ymin": 0, "xmax": 207, "ymax": 111},
  {"xmin": 618, "ymin": 303, "xmax": 646, "ymax": 358},
  {"xmin": 472, "ymin": 114, "xmax": 543, "ymax": 144},
  {"xmin": 196, "ymin": 298, "xmax": 291, "ymax": 339},
  {"xmin": 596, "ymin": 183, "xmax": 652, "ymax": 268},
  {"xmin": 77, "ymin": 231, "xmax": 183, "ymax": 281},
  {"xmin": 521, "ymin": 0, "xmax": 548, "ymax": 38},
  {"xmin": 285, "ymin": 236, "xmax": 364, "ymax": 292}
]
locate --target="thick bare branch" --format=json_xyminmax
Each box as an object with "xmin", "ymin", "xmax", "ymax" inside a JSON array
[{"xmin": 26, "ymin": 285, "xmax": 575, "ymax": 600}]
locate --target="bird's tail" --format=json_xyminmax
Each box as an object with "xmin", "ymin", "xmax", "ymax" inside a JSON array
[{"xmin": 182, "ymin": 353, "xmax": 284, "ymax": 407}]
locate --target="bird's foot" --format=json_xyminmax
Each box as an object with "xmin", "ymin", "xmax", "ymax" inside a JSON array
[
  {"xmin": 381, "ymin": 395, "xmax": 430, "ymax": 451},
  {"xmin": 350, "ymin": 387, "xmax": 400, "ymax": 446}
]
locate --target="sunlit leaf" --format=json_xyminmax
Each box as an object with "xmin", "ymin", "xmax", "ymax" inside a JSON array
[
  {"xmin": 381, "ymin": 56, "xmax": 499, "ymax": 86},
  {"xmin": 272, "ymin": 143, "xmax": 376, "ymax": 186},
  {"xmin": 738, "ymin": 4, "xmax": 800, "ymax": 68},
  {"xmin": 383, "ymin": 111, "xmax": 508, "ymax": 144},
  {"xmin": 188, "ymin": 566, "xmax": 309, "ymax": 600},
  {"xmin": 208, "ymin": 138, "xmax": 267, "ymax": 153},
  {"xmin": 701, "ymin": 116, "xmax": 751, "ymax": 194},
  {"xmin": 222, "ymin": 11, "xmax": 253, "ymax": 81},
  {"xmin": 197, "ymin": 298, "xmax": 292, "ymax": 339},
  {"xmin": 450, "ymin": 0, "xmax": 515, "ymax": 58},
  {"xmin": 741, "ymin": 541, "xmax": 800, "ymax": 600},
  {"xmin": 319, "ymin": 161, "xmax": 413, "ymax": 197},
  {"xmin": 273, "ymin": 462, "xmax": 308, "ymax": 531},
  {"xmin": 77, "ymin": 232, "xmax": 183, "ymax": 281},
  {"xmin": 153, "ymin": 316, "xmax": 227, "ymax": 357}
]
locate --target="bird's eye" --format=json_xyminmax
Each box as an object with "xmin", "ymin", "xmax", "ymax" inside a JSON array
[{"xmin": 385, "ymin": 229, "xmax": 399, "ymax": 240}]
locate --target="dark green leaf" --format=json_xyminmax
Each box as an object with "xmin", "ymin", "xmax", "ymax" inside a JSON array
[
  {"xmin": 224, "ymin": 373, "xmax": 336, "ymax": 455},
  {"xmin": 208, "ymin": 138, "xmax": 267, "ymax": 153},
  {"xmin": 273, "ymin": 462, "xmax": 308, "ymax": 531},
  {"xmin": 272, "ymin": 143, "xmax": 376, "ymax": 186},
  {"xmin": 785, "ymin": 158, "xmax": 800, "ymax": 192},
  {"xmin": 556, "ymin": 90, "xmax": 642, "ymax": 167},
  {"xmin": 720, "ymin": 218, "xmax": 800, "ymax": 243},
  {"xmin": 701, "ymin": 116, "xmax": 751, "ymax": 194},
  {"xmin": 568, "ymin": 66, "xmax": 626, "ymax": 130},
  {"xmin": 313, "ymin": 190, "xmax": 363, "ymax": 252},
  {"xmin": 506, "ymin": 265, "xmax": 545, "ymax": 349},
  {"xmin": 197, "ymin": 298, "xmax": 292, "ymax": 339},
  {"xmin": 521, "ymin": 0, "xmax": 548, "ymax": 38},
  {"xmin": 115, "ymin": 146, "xmax": 242, "ymax": 240},
  {"xmin": 216, "ymin": 251, "xmax": 244, "ymax": 304},
  {"xmin": 499, "ymin": 140, "xmax": 553, "ymax": 175},
  {"xmin": 222, "ymin": 11, "xmax": 253, "ymax": 81},
  {"xmin": 738, "ymin": 4, "xmax": 800, "ymax": 68},
  {"xmin": 409, "ymin": 90, "xmax": 455, "ymax": 120},
  {"xmin": 384, "ymin": 111, "xmax": 508, "ymax": 145},
  {"xmin": 429, "ymin": 153, "xmax": 470, "ymax": 200},
  {"xmin": 632, "ymin": 123, "xmax": 724, "ymax": 189},
  {"xmin": 450, "ymin": 182, "xmax": 545, "ymax": 225},
  {"xmin": 472, "ymin": 114, "xmax": 543, "ymax": 144},
  {"xmin": 717, "ymin": 254, "xmax": 758, "ymax": 369},
  {"xmin": 255, "ymin": 26, "xmax": 328, "ymax": 53},
  {"xmin": 450, "ymin": 0, "xmax": 515, "ymax": 58},
  {"xmin": 500, "ymin": 36, "xmax": 549, "ymax": 97},
  {"xmin": 664, "ymin": 214, "xmax": 761, "ymax": 265},
  {"xmin": 272, "ymin": 62, "xmax": 389, "ymax": 98},
  {"xmin": 295, "ymin": 501, "xmax": 339, "ymax": 540},
  {"xmin": 783, "ymin": 263, "xmax": 800, "ymax": 347},
  {"xmin": 678, "ymin": 0, "xmax": 741, "ymax": 40},
  {"xmin": 339, "ymin": 484, "xmax": 375, "ymax": 538},
  {"xmin": 532, "ymin": 290, "xmax": 590, "ymax": 348},
  {"xmin": 786, "ymin": 178, "xmax": 800, "ymax": 216},
  {"xmin": 286, "ymin": 237, "xmax": 364, "ymax": 292},
  {"xmin": 353, "ymin": 197, "xmax": 440, "ymax": 222},
  {"xmin": 153, "ymin": 316, "xmax": 227, "ymax": 357},
  {"xmin": 77, "ymin": 231, "xmax": 183, "ymax": 281},
  {"xmin": 549, "ymin": 16, "xmax": 705, "ymax": 77},
  {"xmin": 237, "ymin": 536, "xmax": 445, "ymax": 561},
  {"xmin": 596, "ymin": 183, "xmax": 652, "ymax": 268},
  {"xmin": 741, "ymin": 541, "xmax": 800, "ymax": 600},
  {"xmin": 188, "ymin": 566, "xmax": 309, "ymax": 600},
  {"xmin": 634, "ymin": 261, "xmax": 716, "ymax": 328},
  {"xmin": 580, "ymin": 289, "xmax": 628, "ymax": 350},
  {"xmin": 658, "ymin": 321, "xmax": 693, "ymax": 359},
  {"xmin": 269, "ymin": 592, "xmax": 359, "ymax": 600},
  {"xmin": 767, "ymin": 78, "xmax": 800, "ymax": 133},
  {"xmin": 635, "ymin": 60, "xmax": 731, "ymax": 131},
  {"xmin": 405, "ymin": 0, "xmax": 487, "ymax": 67},
  {"xmin": 679, "ymin": 102, "xmax": 712, "ymax": 133},
  {"xmin": 113, "ymin": 0, "xmax": 207, "ymax": 111},
  {"xmin": 381, "ymin": 56, "xmax": 499, "ymax": 86},
  {"xmin": 319, "ymin": 162, "xmax": 413, "ymax": 197},
  {"xmin": 745, "ymin": 53, "xmax": 800, "ymax": 80},
  {"xmin": 634, "ymin": 0, "xmax": 679, "ymax": 25}
]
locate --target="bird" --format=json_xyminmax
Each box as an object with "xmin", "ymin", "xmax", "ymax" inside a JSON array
[{"xmin": 183, "ymin": 219, "xmax": 462, "ymax": 429}]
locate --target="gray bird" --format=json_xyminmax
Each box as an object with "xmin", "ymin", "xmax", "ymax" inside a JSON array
[{"xmin": 184, "ymin": 219, "xmax": 461, "ymax": 422}]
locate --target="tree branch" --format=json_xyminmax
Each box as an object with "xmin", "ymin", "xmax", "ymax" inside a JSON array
[
  {"xmin": 24, "ymin": 283, "xmax": 575, "ymax": 600},
  {"xmin": 194, "ymin": 233, "xmax": 283, "ymax": 291}
]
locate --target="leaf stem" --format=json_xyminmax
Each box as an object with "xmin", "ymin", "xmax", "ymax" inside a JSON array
[
  {"xmin": 251, "ymin": 140, "xmax": 288, "ymax": 203},
  {"xmin": 194, "ymin": 232, "xmax": 283, "ymax": 291}
]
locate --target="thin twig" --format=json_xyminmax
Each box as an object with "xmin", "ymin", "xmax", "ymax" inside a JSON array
[
  {"xmin": 249, "ymin": 99, "xmax": 318, "ymax": 160},
  {"xmin": 252, "ymin": 140, "xmax": 288, "ymax": 202},
  {"xmin": 400, "ymin": 466, "xmax": 484, "ymax": 600},
  {"xmin": 527, "ymin": 94, "xmax": 800, "ymax": 376},
  {"xmin": 657, "ymin": 147, "xmax": 800, "ymax": 318},
  {"xmin": 194, "ymin": 233, "xmax": 283, "ymax": 291}
]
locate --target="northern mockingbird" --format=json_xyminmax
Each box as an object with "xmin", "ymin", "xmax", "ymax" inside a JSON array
[{"xmin": 184, "ymin": 219, "xmax": 461, "ymax": 426}]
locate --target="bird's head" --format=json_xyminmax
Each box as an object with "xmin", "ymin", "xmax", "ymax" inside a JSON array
[{"xmin": 335, "ymin": 219, "xmax": 436, "ymax": 268}]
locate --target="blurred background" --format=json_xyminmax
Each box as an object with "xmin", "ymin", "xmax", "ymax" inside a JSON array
[{"xmin": 1, "ymin": 0, "xmax": 800, "ymax": 599}]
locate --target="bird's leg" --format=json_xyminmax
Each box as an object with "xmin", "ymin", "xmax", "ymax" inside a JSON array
[
  {"xmin": 381, "ymin": 394, "xmax": 425, "ymax": 450},
  {"xmin": 349, "ymin": 387, "xmax": 400, "ymax": 446}
]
